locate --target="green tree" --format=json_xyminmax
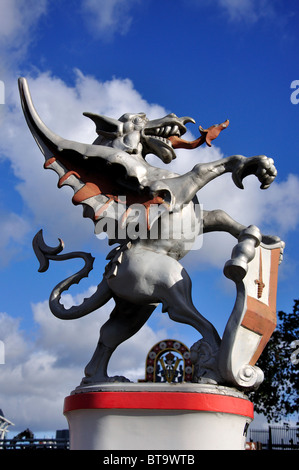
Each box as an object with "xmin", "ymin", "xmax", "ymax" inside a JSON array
[{"xmin": 248, "ymin": 300, "xmax": 299, "ymax": 422}]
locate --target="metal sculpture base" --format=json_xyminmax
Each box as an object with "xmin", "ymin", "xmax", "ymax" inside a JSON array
[{"xmin": 64, "ymin": 383, "xmax": 253, "ymax": 450}]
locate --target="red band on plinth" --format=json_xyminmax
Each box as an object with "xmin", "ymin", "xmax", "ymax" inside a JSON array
[{"xmin": 64, "ymin": 391, "xmax": 253, "ymax": 419}]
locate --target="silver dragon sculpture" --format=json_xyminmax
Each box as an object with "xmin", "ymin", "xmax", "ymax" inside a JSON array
[{"xmin": 19, "ymin": 77, "xmax": 282, "ymax": 388}]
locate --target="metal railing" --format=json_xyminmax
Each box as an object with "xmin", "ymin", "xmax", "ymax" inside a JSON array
[
  {"xmin": 249, "ymin": 425, "xmax": 299, "ymax": 450},
  {"xmin": 0, "ymin": 437, "xmax": 69, "ymax": 450},
  {"xmin": 1, "ymin": 426, "xmax": 298, "ymax": 450}
]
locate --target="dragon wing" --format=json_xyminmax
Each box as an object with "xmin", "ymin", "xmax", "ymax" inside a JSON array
[{"xmin": 18, "ymin": 78, "xmax": 171, "ymax": 244}]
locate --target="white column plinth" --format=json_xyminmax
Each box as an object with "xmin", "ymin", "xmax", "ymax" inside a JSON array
[{"xmin": 64, "ymin": 383, "xmax": 253, "ymax": 450}]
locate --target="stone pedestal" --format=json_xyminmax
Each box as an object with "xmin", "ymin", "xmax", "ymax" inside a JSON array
[{"xmin": 63, "ymin": 383, "xmax": 253, "ymax": 450}]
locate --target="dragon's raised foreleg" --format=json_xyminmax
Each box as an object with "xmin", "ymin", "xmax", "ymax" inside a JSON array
[
  {"xmin": 153, "ymin": 154, "xmax": 277, "ymax": 212},
  {"xmin": 193, "ymin": 154, "xmax": 277, "ymax": 192},
  {"xmin": 33, "ymin": 230, "xmax": 112, "ymax": 319}
]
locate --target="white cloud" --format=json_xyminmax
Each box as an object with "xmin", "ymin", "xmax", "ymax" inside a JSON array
[
  {"xmin": 187, "ymin": 0, "xmax": 277, "ymax": 24},
  {"xmin": 0, "ymin": 211, "xmax": 31, "ymax": 266},
  {"xmin": 0, "ymin": 0, "xmax": 47, "ymax": 42},
  {"xmin": 218, "ymin": 0, "xmax": 275, "ymax": 23},
  {"xmin": 0, "ymin": 0, "xmax": 47, "ymax": 64},
  {"xmin": 0, "ymin": 288, "xmax": 173, "ymax": 433},
  {"xmin": 0, "ymin": 312, "xmax": 29, "ymax": 364},
  {"xmin": 81, "ymin": 0, "xmax": 140, "ymax": 40},
  {"xmin": 259, "ymin": 174, "xmax": 299, "ymax": 233}
]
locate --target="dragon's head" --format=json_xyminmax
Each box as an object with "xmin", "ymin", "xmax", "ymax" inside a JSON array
[{"xmin": 84, "ymin": 111, "xmax": 195, "ymax": 163}]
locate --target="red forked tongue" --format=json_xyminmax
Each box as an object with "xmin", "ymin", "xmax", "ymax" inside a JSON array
[{"xmin": 169, "ymin": 119, "xmax": 229, "ymax": 149}]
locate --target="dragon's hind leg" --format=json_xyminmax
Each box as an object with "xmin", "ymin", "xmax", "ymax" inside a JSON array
[
  {"xmin": 108, "ymin": 247, "xmax": 221, "ymax": 350},
  {"xmin": 81, "ymin": 298, "xmax": 157, "ymax": 384},
  {"xmin": 157, "ymin": 266, "xmax": 221, "ymax": 350}
]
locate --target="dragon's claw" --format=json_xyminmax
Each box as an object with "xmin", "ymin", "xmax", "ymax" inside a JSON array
[
  {"xmin": 232, "ymin": 155, "xmax": 277, "ymax": 190},
  {"xmin": 257, "ymin": 157, "xmax": 277, "ymax": 189}
]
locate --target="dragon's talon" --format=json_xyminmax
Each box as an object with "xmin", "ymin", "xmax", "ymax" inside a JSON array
[
  {"xmin": 81, "ymin": 375, "xmax": 131, "ymax": 385},
  {"xmin": 232, "ymin": 155, "xmax": 277, "ymax": 190}
]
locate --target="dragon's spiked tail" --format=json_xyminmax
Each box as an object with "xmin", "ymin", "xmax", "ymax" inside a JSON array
[{"xmin": 33, "ymin": 230, "xmax": 112, "ymax": 320}]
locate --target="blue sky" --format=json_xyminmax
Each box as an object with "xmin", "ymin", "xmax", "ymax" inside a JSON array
[{"xmin": 0, "ymin": 0, "xmax": 298, "ymax": 436}]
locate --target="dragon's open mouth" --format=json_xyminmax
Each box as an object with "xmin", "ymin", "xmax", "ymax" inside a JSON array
[
  {"xmin": 142, "ymin": 114, "xmax": 193, "ymax": 163},
  {"xmin": 143, "ymin": 124, "xmax": 181, "ymax": 157},
  {"xmin": 144, "ymin": 123, "xmax": 182, "ymax": 139},
  {"xmin": 142, "ymin": 116, "xmax": 229, "ymax": 163}
]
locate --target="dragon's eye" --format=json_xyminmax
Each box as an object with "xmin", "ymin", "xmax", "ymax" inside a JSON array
[{"xmin": 133, "ymin": 115, "xmax": 145, "ymax": 125}]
